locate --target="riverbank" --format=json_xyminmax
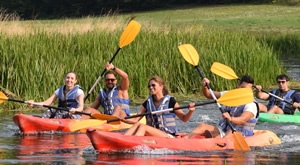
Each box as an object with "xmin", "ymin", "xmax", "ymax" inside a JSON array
[{"xmin": 1, "ymin": 4, "xmax": 300, "ymax": 111}]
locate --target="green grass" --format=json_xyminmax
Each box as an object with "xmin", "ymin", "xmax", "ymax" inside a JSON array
[
  {"xmin": 0, "ymin": 4, "xmax": 299, "ymax": 111},
  {"xmin": 134, "ymin": 4, "xmax": 300, "ymax": 33}
]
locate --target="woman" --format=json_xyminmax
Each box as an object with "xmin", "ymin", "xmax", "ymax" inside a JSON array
[
  {"xmin": 28, "ymin": 71, "xmax": 85, "ymax": 119},
  {"xmin": 122, "ymin": 76, "xmax": 195, "ymax": 138}
]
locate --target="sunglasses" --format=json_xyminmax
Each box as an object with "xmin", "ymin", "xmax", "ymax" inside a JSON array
[
  {"xmin": 148, "ymin": 84, "xmax": 156, "ymax": 88},
  {"xmin": 105, "ymin": 78, "xmax": 116, "ymax": 82},
  {"xmin": 277, "ymin": 80, "xmax": 286, "ymax": 84}
]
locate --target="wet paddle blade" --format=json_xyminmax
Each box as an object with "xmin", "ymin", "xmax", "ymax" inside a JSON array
[
  {"xmin": 217, "ymin": 88, "xmax": 254, "ymax": 107},
  {"xmin": 233, "ymin": 131, "xmax": 251, "ymax": 151},
  {"xmin": 210, "ymin": 62, "xmax": 239, "ymax": 80},
  {"xmin": 0, "ymin": 92, "xmax": 8, "ymax": 104},
  {"xmin": 69, "ymin": 119, "xmax": 108, "ymax": 132},
  {"xmin": 119, "ymin": 20, "xmax": 141, "ymax": 48},
  {"xmin": 178, "ymin": 44, "xmax": 199, "ymax": 66}
]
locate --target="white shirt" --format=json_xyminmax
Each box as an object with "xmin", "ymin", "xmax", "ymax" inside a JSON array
[{"xmin": 221, "ymin": 90, "xmax": 257, "ymax": 119}]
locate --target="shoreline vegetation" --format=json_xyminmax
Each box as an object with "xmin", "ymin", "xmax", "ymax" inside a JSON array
[{"xmin": 1, "ymin": 4, "xmax": 300, "ymax": 112}]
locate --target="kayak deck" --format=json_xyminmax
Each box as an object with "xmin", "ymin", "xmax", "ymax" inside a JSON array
[
  {"xmin": 13, "ymin": 113, "xmax": 143, "ymax": 134},
  {"xmin": 86, "ymin": 129, "xmax": 281, "ymax": 152},
  {"xmin": 259, "ymin": 112, "xmax": 300, "ymax": 123}
]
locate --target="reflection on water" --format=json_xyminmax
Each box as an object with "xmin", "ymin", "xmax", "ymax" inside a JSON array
[
  {"xmin": 1, "ymin": 105, "xmax": 300, "ymax": 164},
  {"xmin": 281, "ymin": 57, "xmax": 300, "ymax": 81},
  {"xmin": 0, "ymin": 58, "xmax": 300, "ymax": 164}
]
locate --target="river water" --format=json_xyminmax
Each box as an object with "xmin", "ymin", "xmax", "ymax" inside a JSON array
[{"xmin": 1, "ymin": 59, "xmax": 300, "ymax": 164}]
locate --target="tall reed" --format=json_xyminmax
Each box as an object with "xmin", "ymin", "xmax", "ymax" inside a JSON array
[{"xmin": 0, "ymin": 25, "xmax": 285, "ymax": 111}]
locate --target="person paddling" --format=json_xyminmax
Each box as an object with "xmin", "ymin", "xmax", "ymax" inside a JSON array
[
  {"xmin": 121, "ymin": 76, "xmax": 195, "ymax": 138},
  {"xmin": 82, "ymin": 62, "xmax": 130, "ymax": 119},
  {"xmin": 185, "ymin": 75, "xmax": 259, "ymax": 139},
  {"xmin": 27, "ymin": 71, "xmax": 85, "ymax": 119},
  {"xmin": 256, "ymin": 74, "xmax": 300, "ymax": 114}
]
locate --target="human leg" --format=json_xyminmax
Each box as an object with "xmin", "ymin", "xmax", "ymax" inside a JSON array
[
  {"xmin": 123, "ymin": 122, "xmax": 141, "ymax": 136},
  {"xmin": 81, "ymin": 107, "xmax": 101, "ymax": 119},
  {"xmin": 258, "ymin": 103, "xmax": 268, "ymax": 113},
  {"xmin": 268, "ymin": 105, "xmax": 284, "ymax": 114},
  {"xmin": 134, "ymin": 124, "xmax": 170, "ymax": 137},
  {"xmin": 111, "ymin": 105, "xmax": 127, "ymax": 119},
  {"xmin": 185, "ymin": 123, "xmax": 219, "ymax": 138}
]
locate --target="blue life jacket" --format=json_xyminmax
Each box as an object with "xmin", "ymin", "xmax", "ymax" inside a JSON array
[
  {"xmin": 267, "ymin": 89, "xmax": 295, "ymax": 114},
  {"xmin": 218, "ymin": 102, "xmax": 259, "ymax": 136},
  {"xmin": 145, "ymin": 95, "xmax": 178, "ymax": 135},
  {"xmin": 57, "ymin": 85, "xmax": 82, "ymax": 119},
  {"xmin": 99, "ymin": 86, "xmax": 130, "ymax": 116}
]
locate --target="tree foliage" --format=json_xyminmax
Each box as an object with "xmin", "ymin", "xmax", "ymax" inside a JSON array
[{"xmin": 0, "ymin": 0, "xmax": 274, "ymax": 20}]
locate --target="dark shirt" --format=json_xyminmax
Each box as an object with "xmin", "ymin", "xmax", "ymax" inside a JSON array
[{"xmin": 142, "ymin": 96, "xmax": 176, "ymax": 110}]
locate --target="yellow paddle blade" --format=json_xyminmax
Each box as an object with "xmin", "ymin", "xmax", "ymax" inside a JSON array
[
  {"xmin": 91, "ymin": 114, "xmax": 119, "ymax": 120},
  {"xmin": 69, "ymin": 119, "xmax": 108, "ymax": 132},
  {"xmin": 210, "ymin": 62, "xmax": 239, "ymax": 80},
  {"xmin": 178, "ymin": 44, "xmax": 199, "ymax": 66},
  {"xmin": 0, "ymin": 92, "xmax": 8, "ymax": 104},
  {"xmin": 119, "ymin": 20, "xmax": 141, "ymax": 48},
  {"xmin": 217, "ymin": 88, "xmax": 254, "ymax": 107},
  {"xmin": 233, "ymin": 131, "xmax": 251, "ymax": 151}
]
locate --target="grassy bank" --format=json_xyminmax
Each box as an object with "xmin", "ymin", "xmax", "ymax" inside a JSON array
[{"xmin": 0, "ymin": 4, "xmax": 299, "ymax": 111}]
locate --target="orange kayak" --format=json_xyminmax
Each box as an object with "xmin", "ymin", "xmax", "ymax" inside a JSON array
[
  {"xmin": 13, "ymin": 113, "xmax": 142, "ymax": 134},
  {"xmin": 86, "ymin": 129, "xmax": 281, "ymax": 152}
]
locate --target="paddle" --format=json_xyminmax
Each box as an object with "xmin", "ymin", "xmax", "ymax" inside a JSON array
[
  {"xmin": 69, "ymin": 88, "xmax": 254, "ymax": 131},
  {"xmin": 0, "ymin": 91, "xmax": 117, "ymax": 120},
  {"xmin": 178, "ymin": 44, "xmax": 251, "ymax": 151},
  {"xmin": 211, "ymin": 62, "xmax": 294, "ymax": 106},
  {"xmin": 84, "ymin": 20, "xmax": 141, "ymax": 102}
]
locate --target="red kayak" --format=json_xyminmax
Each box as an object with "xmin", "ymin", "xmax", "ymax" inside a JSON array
[
  {"xmin": 13, "ymin": 113, "xmax": 137, "ymax": 134},
  {"xmin": 86, "ymin": 129, "xmax": 281, "ymax": 152}
]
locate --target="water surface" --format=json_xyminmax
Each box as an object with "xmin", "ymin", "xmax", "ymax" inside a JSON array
[{"xmin": 1, "ymin": 58, "xmax": 300, "ymax": 164}]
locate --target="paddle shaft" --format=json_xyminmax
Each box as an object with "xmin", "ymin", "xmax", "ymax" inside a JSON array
[
  {"xmin": 7, "ymin": 98, "xmax": 92, "ymax": 116},
  {"xmin": 84, "ymin": 48, "xmax": 121, "ymax": 102},
  {"xmin": 242, "ymin": 77, "xmax": 294, "ymax": 106},
  {"xmin": 195, "ymin": 66, "xmax": 237, "ymax": 132},
  {"xmin": 258, "ymin": 87, "xmax": 293, "ymax": 106},
  {"xmin": 107, "ymin": 101, "xmax": 216, "ymax": 123}
]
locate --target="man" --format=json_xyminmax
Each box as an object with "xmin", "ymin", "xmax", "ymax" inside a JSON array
[
  {"xmin": 256, "ymin": 74, "xmax": 300, "ymax": 114},
  {"xmin": 82, "ymin": 62, "xmax": 130, "ymax": 119},
  {"xmin": 186, "ymin": 75, "xmax": 259, "ymax": 138}
]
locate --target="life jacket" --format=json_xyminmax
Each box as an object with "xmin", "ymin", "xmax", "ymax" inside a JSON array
[
  {"xmin": 267, "ymin": 89, "xmax": 295, "ymax": 114},
  {"xmin": 57, "ymin": 85, "xmax": 82, "ymax": 119},
  {"xmin": 99, "ymin": 86, "xmax": 130, "ymax": 116},
  {"xmin": 145, "ymin": 95, "xmax": 178, "ymax": 135},
  {"xmin": 218, "ymin": 102, "xmax": 259, "ymax": 136}
]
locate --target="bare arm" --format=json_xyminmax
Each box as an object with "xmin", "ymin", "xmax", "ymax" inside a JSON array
[
  {"xmin": 89, "ymin": 95, "xmax": 101, "ymax": 109},
  {"xmin": 114, "ymin": 67, "xmax": 129, "ymax": 91},
  {"xmin": 255, "ymin": 85, "xmax": 270, "ymax": 100},
  {"xmin": 201, "ymin": 77, "xmax": 221, "ymax": 99},
  {"xmin": 75, "ymin": 93, "xmax": 85, "ymax": 112},
  {"xmin": 40, "ymin": 93, "xmax": 58, "ymax": 105},
  {"xmin": 174, "ymin": 102, "xmax": 195, "ymax": 122}
]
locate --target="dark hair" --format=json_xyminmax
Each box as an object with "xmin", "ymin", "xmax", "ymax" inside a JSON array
[
  {"xmin": 239, "ymin": 75, "xmax": 254, "ymax": 84},
  {"xmin": 104, "ymin": 71, "xmax": 117, "ymax": 78},
  {"xmin": 65, "ymin": 71, "xmax": 77, "ymax": 80},
  {"xmin": 276, "ymin": 74, "xmax": 289, "ymax": 81},
  {"xmin": 149, "ymin": 76, "xmax": 169, "ymax": 95}
]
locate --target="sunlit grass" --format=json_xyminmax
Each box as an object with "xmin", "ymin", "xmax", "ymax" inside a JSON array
[{"xmin": 0, "ymin": 4, "xmax": 299, "ymax": 111}]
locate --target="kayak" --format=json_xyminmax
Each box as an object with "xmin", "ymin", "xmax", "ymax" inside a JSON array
[
  {"xmin": 259, "ymin": 112, "xmax": 300, "ymax": 123},
  {"xmin": 86, "ymin": 129, "xmax": 281, "ymax": 152},
  {"xmin": 13, "ymin": 113, "xmax": 144, "ymax": 134}
]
